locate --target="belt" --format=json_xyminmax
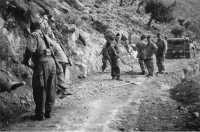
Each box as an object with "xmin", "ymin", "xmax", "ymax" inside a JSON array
[
  {"xmin": 40, "ymin": 49, "xmax": 52, "ymax": 55},
  {"xmin": 38, "ymin": 56, "xmax": 54, "ymax": 64},
  {"xmin": 33, "ymin": 54, "xmax": 53, "ymax": 64},
  {"xmin": 39, "ymin": 54, "xmax": 52, "ymax": 58},
  {"xmin": 144, "ymin": 58, "xmax": 153, "ymax": 60}
]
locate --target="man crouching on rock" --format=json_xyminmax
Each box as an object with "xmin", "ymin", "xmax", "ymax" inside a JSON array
[{"xmin": 22, "ymin": 21, "xmax": 56, "ymax": 121}]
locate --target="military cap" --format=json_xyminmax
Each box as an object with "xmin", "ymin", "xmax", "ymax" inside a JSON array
[
  {"xmin": 140, "ymin": 34, "xmax": 146, "ymax": 40},
  {"xmin": 105, "ymin": 31, "xmax": 115, "ymax": 40}
]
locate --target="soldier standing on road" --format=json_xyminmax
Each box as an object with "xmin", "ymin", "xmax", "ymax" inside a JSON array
[
  {"xmin": 135, "ymin": 35, "xmax": 147, "ymax": 75},
  {"xmin": 23, "ymin": 21, "xmax": 56, "ymax": 121},
  {"xmin": 143, "ymin": 35, "xmax": 158, "ymax": 77},
  {"xmin": 41, "ymin": 15, "xmax": 73, "ymax": 98},
  {"xmin": 155, "ymin": 33, "xmax": 168, "ymax": 74},
  {"xmin": 105, "ymin": 32, "xmax": 121, "ymax": 80}
]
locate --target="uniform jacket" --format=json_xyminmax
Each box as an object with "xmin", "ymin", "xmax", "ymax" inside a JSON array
[
  {"xmin": 136, "ymin": 40, "xmax": 146, "ymax": 59},
  {"xmin": 23, "ymin": 29, "xmax": 53, "ymax": 67},
  {"xmin": 143, "ymin": 41, "xmax": 158, "ymax": 59},
  {"xmin": 45, "ymin": 35, "xmax": 69, "ymax": 64},
  {"xmin": 156, "ymin": 39, "xmax": 168, "ymax": 57},
  {"xmin": 100, "ymin": 44, "xmax": 109, "ymax": 59},
  {"xmin": 107, "ymin": 42, "xmax": 120, "ymax": 61}
]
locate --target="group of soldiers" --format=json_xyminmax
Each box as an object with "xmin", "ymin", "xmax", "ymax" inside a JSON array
[
  {"xmin": 22, "ymin": 14, "xmax": 74, "ymax": 121},
  {"xmin": 0, "ymin": 13, "xmax": 167, "ymax": 121},
  {"xmin": 100, "ymin": 32, "xmax": 168, "ymax": 79},
  {"xmin": 135, "ymin": 33, "xmax": 168, "ymax": 77}
]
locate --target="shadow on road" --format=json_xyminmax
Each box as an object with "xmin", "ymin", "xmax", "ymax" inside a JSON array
[{"xmin": 122, "ymin": 71, "xmax": 144, "ymax": 76}]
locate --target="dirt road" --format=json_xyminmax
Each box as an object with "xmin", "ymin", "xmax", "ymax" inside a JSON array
[{"xmin": 3, "ymin": 59, "xmax": 193, "ymax": 131}]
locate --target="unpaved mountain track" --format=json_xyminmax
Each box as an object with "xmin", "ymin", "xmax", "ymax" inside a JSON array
[
  {"xmin": 3, "ymin": 59, "xmax": 193, "ymax": 131},
  {"xmin": 5, "ymin": 72, "xmax": 148, "ymax": 132}
]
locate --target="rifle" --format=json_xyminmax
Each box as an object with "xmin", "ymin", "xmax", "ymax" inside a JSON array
[
  {"xmin": 41, "ymin": 32, "xmax": 62, "ymax": 73},
  {"xmin": 58, "ymin": 39, "xmax": 72, "ymax": 66},
  {"xmin": 52, "ymin": 30, "xmax": 72, "ymax": 66}
]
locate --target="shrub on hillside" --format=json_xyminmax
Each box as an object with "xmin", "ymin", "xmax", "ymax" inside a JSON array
[
  {"xmin": 92, "ymin": 20, "xmax": 109, "ymax": 34},
  {"xmin": 177, "ymin": 18, "xmax": 186, "ymax": 26},
  {"xmin": 144, "ymin": 0, "xmax": 176, "ymax": 26},
  {"xmin": 171, "ymin": 26, "xmax": 184, "ymax": 37},
  {"xmin": 188, "ymin": 20, "xmax": 200, "ymax": 39}
]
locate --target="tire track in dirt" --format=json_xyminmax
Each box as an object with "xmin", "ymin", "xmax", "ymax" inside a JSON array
[
  {"xmin": 78, "ymin": 76, "xmax": 147, "ymax": 132},
  {"xmin": 8, "ymin": 60, "xmax": 189, "ymax": 132},
  {"xmin": 5, "ymin": 72, "xmax": 148, "ymax": 132}
]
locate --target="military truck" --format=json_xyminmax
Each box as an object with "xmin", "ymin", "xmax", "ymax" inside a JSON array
[{"xmin": 166, "ymin": 38, "xmax": 196, "ymax": 59}]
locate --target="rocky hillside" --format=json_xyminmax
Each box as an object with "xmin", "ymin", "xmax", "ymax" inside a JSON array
[
  {"xmin": 0, "ymin": 0, "xmax": 199, "ymax": 81},
  {"xmin": 0, "ymin": 0, "xmax": 200, "ymax": 128},
  {"xmin": 0, "ymin": 0, "xmax": 151, "ymax": 89}
]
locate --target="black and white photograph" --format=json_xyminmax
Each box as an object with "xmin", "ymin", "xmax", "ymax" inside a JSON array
[{"xmin": 0, "ymin": 0, "xmax": 200, "ymax": 131}]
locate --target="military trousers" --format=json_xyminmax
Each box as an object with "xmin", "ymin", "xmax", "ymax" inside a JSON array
[
  {"xmin": 56, "ymin": 62, "xmax": 70, "ymax": 93},
  {"xmin": 102, "ymin": 57, "xmax": 108, "ymax": 72},
  {"xmin": 32, "ymin": 58, "xmax": 56, "ymax": 116},
  {"xmin": 138, "ymin": 59, "xmax": 145, "ymax": 73},
  {"xmin": 156, "ymin": 56, "xmax": 165, "ymax": 73},
  {"xmin": 110, "ymin": 58, "xmax": 120, "ymax": 78},
  {"xmin": 144, "ymin": 58, "xmax": 154, "ymax": 76}
]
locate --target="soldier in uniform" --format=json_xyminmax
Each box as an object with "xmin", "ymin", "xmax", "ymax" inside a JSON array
[
  {"xmin": 40, "ymin": 15, "xmax": 72, "ymax": 98},
  {"xmin": 44, "ymin": 35, "xmax": 72, "ymax": 99},
  {"xmin": 105, "ymin": 32, "xmax": 121, "ymax": 80},
  {"xmin": 143, "ymin": 35, "xmax": 158, "ymax": 77},
  {"xmin": 23, "ymin": 21, "xmax": 56, "ymax": 120},
  {"xmin": 155, "ymin": 33, "xmax": 168, "ymax": 74},
  {"xmin": 135, "ymin": 35, "xmax": 146, "ymax": 75}
]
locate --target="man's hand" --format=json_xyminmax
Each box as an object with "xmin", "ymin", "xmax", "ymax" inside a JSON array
[
  {"xmin": 22, "ymin": 60, "xmax": 34, "ymax": 69},
  {"xmin": 22, "ymin": 59, "xmax": 28, "ymax": 66},
  {"xmin": 67, "ymin": 60, "xmax": 72, "ymax": 66}
]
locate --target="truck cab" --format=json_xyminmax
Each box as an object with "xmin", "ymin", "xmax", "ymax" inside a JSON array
[{"xmin": 166, "ymin": 38, "xmax": 196, "ymax": 59}]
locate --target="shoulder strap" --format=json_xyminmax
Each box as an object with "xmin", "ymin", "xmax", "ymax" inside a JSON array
[
  {"xmin": 41, "ymin": 31, "xmax": 50, "ymax": 49},
  {"xmin": 41, "ymin": 32, "xmax": 62, "ymax": 71}
]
